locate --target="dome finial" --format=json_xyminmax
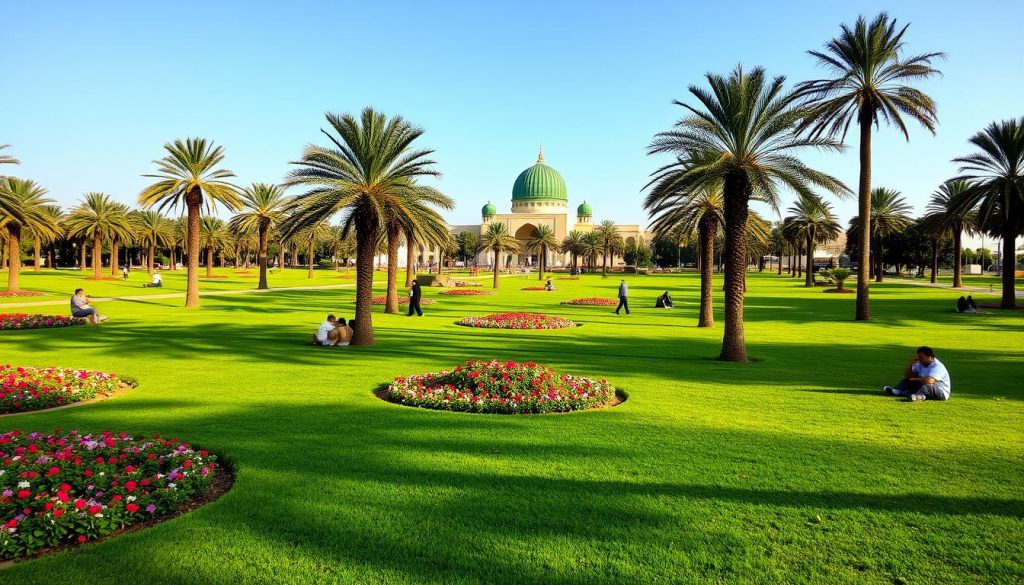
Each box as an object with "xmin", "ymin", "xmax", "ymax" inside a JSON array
[{"xmin": 537, "ymin": 144, "xmax": 544, "ymax": 164}]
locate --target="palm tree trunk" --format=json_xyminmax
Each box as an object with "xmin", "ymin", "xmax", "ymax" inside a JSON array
[
  {"xmin": 1000, "ymin": 225, "xmax": 1016, "ymax": 309},
  {"xmin": 169, "ymin": 245, "xmax": 176, "ymax": 270},
  {"xmin": 110, "ymin": 239, "xmax": 119, "ymax": 277},
  {"xmin": 92, "ymin": 235, "xmax": 102, "ymax": 279},
  {"xmin": 80, "ymin": 240, "xmax": 88, "ymax": 272},
  {"xmin": 804, "ymin": 231, "xmax": 815, "ymax": 287},
  {"xmin": 538, "ymin": 246, "xmax": 545, "ymax": 280},
  {"xmin": 698, "ymin": 216, "xmax": 716, "ymax": 328},
  {"xmin": 930, "ymin": 240, "xmax": 939, "ymax": 283},
  {"xmin": 952, "ymin": 228, "xmax": 963, "ymax": 288},
  {"xmin": 493, "ymin": 250, "xmax": 500, "ymax": 288},
  {"xmin": 184, "ymin": 194, "xmax": 202, "ymax": 307},
  {"xmin": 719, "ymin": 178, "xmax": 750, "ymax": 362},
  {"xmin": 148, "ymin": 244, "xmax": 155, "ymax": 274},
  {"xmin": 601, "ymin": 248, "xmax": 608, "ymax": 277},
  {"xmin": 290, "ymin": 246, "xmax": 298, "ymax": 268},
  {"xmin": 278, "ymin": 246, "xmax": 285, "ymax": 272},
  {"xmin": 384, "ymin": 224, "xmax": 400, "ymax": 313},
  {"xmin": 206, "ymin": 248, "xmax": 214, "ymax": 278},
  {"xmin": 6, "ymin": 226, "xmax": 21, "ymax": 292},
  {"xmin": 307, "ymin": 239, "xmax": 315, "ymax": 279},
  {"xmin": 405, "ymin": 232, "xmax": 415, "ymax": 288},
  {"xmin": 31, "ymin": 236, "xmax": 41, "ymax": 272},
  {"xmin": 352, "ymin": 220, "xmax": 377, "ymax": 346},
  {"xmin": 796, "ymin": 244, "xmax": 803, "ymax": 278},
  {"xmin": 258, "ymin": 224, "xmax": 270, "ymax": 290},
  {"xmin": 855, "ymin": 113, "xmax": 873, "ymax": 320},
  {"xmin": 777, "ymin": 247, "xmax": 783, "ymax": 275}
]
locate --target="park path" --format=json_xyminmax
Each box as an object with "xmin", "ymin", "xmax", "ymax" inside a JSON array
[{"xmin": 893, "ymin": 278, "xmax": 1024, "ymax": 299}]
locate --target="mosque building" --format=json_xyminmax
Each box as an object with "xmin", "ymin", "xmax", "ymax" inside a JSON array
[{"xmin": 432, "ymin": 147, "xmax": 649, "ymax": 269}]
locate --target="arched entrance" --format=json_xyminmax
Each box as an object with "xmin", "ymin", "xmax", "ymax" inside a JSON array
[{"xmin": 514, "ymin": 223, "xmax": 538, "ymax": 267}]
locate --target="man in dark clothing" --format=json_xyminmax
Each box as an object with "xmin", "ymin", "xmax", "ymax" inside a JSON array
[
  {"xmin": 615, "ymin": 280, "xmax": 630, "ymax": 315},
  {"xmin": 407, "ymin": 281, "xmax": 423, "ymax": 316}
]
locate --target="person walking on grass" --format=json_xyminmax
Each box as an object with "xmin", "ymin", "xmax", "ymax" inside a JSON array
[
  {"xmin": 883, "ymin": 346, "xmax": 951, "ymax": 401},
  {"xmin": 615, "ymin": 279, "xmax": 630, "ymax": 315},
  {"xmin": 407, "ymin": 281, "xmax": 423, "ymax": 317}
]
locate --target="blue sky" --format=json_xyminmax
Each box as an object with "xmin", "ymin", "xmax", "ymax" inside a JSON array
[{"xmin": 3, "ymin": 0, "xmax": 1022, "ymax": 245}]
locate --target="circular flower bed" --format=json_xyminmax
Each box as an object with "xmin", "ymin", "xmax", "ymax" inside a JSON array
[
  {"xmin": 0, "ymin": 429, "xmax": 218, "ymax": 560},
  {"xmin": 370, "ymin": 295, "xmax": 437, "ymax": 305},
  {"xmin": 457, "ymin": 312, "xmax": 576, "ymax": 329},
  {"xmin": 1, "ymin": 314, "xmax": 85, "ymax": 331},
  {"xmin": 451, "ymin": 280, "xmax": 483, "ymax": 287},
  {"xmin": 560, "ymin": 298, "xmax": 618, "ymax": 306},
  {"xmin": 1, "ymin": 366, "xmax": 128, "ymax": 415},
  {"xmin": 557, "ymin": 276, "xmax": 581, "ymax": 281},
  {"xmin": 521, "ymin": 286, "xmax": 548, "ymax": 291},
  {"xmin": 439, "ymin": 289, "xmax": 494, "ymax": 296},
  {"xmin": 384, "ymin": 360, "xmax": 616, "ymax": 414},
  {"xmin": 0, "ymin": 291, "xmax": 45, "ymax": 298}
]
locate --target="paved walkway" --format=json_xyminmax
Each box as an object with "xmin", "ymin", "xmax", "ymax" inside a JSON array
[{"xmin": 893, "ymin": 279, "xmax": 1024, "ymax": 299}]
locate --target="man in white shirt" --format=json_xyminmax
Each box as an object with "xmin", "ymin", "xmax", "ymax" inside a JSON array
[
  {"xmin": 313, "ymin": 314, "xmax": 339, "ymax": 346},
  {"xmin": 884, "ymin": 346, "xmax": 951, "ymax": 401},
  {"xmin": 143, "ymin": 271, "xmax": 162, "ymax": 288}
]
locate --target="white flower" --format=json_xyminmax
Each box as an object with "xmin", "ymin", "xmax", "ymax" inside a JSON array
[
  {"xmin": 17, "ymin": 481, "xmax": 30, "ymax": 489},
  {"xmin": 126, "ymin": 495, "xmax": 137, "ymax": 502}
]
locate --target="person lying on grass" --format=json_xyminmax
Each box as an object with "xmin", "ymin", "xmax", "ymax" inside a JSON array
[
  {"xmin": 883, "ymin": 346, "xmax": 951, "ymax": 401},
  {"xmin": 70, "ymin": 288, "xmax": 107, "ymax": 324}
]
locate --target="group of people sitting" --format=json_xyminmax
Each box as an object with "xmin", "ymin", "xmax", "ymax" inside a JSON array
[
  {"xmin": 956, "ymin": 295, "xmax": 982, "ymax": 314},
  {"xmin": 655, "ymin": 291, "xmax": 674, "ymax": 309},
  {"xmin": 312, "ymin": 314, "xmax": 355, "ymax": 346}
]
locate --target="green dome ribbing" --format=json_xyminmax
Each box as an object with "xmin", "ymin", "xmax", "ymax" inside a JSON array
[
  {"xmin": 512, "ymin": 149, "xmax": 567, "ymax": 202},
  {"xmin": 577, "ymin": 201, "xmax": 593, "ymax": 216}
]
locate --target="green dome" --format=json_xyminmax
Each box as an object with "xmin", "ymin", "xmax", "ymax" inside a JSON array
[
  {"xmin": 577, "ymin": 201, "xmax": 593, "ymax": 216},
  {"xmin": 481, "ymin": 201, "xmax": 497, "ymax": 217},
  {"xmin": 512, "ymin": 149, "xmax": 567, "ymax": 202}
]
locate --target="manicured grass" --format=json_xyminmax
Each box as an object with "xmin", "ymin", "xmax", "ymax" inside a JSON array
[{"xmin": 1, "ymin": 271, "xmax": 1022, "ymax": 583}]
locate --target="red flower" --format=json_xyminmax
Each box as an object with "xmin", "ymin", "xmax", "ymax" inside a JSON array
[
  {"xmin": 125, "ymin": 503, "xmax": 139, "ymax": 513},
  {"xmin": 46, "ymin": 466, "xmax": 60, "ymax": 476},
  {"xmin": 77, "ymin": 535, "xmax": 87, "ymax": 543},
  {"xmin": 74, "ymin": 499, "xmax": 87, "ymax": 510},
  {"xmin": 53, "ymin": 508, "xmax": 64, "ymax": 518},
  {"xmin": 125, "ymin": 480, "xmax": 137, "ymax": 492},
  {"xmin": 88, "ymin": 505, "xmax": 102, "ymax": 515}
]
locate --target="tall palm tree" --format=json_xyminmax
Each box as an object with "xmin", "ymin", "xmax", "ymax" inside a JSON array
[
  {"xmin": 769, "ymin": 223, "xmax": 789, "ymax": 275},
  {"xmin": 925, "ymin": 179, "xmax": 976, "ymax": 287},
  {"xmin": 0, "ymin": 145, "xmax": 18, "ymax": 166},
  {"xmin": 645, "ymin": 174, "xmax": 724, "ymax": 327},
  {"xmin": 798, "ymin": 13, "xmax": 943, "ymax": 319},
  {"xmin": 948, "ymin": 118, "xmax": 1024, "ymax": 308},
  {"xmin": 282, "ymin": 108, "xmax": 440, "ymax": 345},
  {"xmin": 525, "ymin": 224, "xmax": 559, "ymax": 280},
  {"xmin": 849, "ymin": 188, "xmax": 913, "ymax": 282},
  {"xmin": 293, "ymin": 219, "xmax": 333, "ymax": 279},
  {"xmin": 0, "ymin": 178, "xmax": 58, "ymax": 291},
  {"xmin": 198, "ymin": 216, "xmax": 231, "ymax": 278},
  {"xmin": 107, "ymin": 202, "xmax": 132, "ymax": 277},
  {"xmin": 132, "ymin": 210, "xmax": 174, "ymax": 274},
  {"xmin": 65, "ymin": 193, "xmax": 133, "ymax": 280},
  {"xmin": 650, "ymin": 65, "xmax": 848, "ymax": 361},
  {"xmin": 478, "ymin": 222, "xmax": 520, "ymax": 288},
  {"xmin": 561, "ymin": 230, "xmax": 586, "ymax": 274},
  {"xmin": 382, "ymin": 186, "xmax": 453, "ymax": 313},
  {"xmin": 593, "ymin": 220, "xmax": 624, "ymax": 277},
  {"xmin": 784, "ymin": 194, "xmax": 842, "ymax": 287},
  {"xmin": 138, "ymin": 138, "xmax": 241, "ymax": 307},
  {"xmin": 580, "ymin": 231, "xmax": 602, "ymax": 273},
  {"xmin": 229, "ymin": 183, "xmax": 287, "ymax": 289}
]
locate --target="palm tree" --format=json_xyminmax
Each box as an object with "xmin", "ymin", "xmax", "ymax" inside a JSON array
[
  {"xmin": 580, "ymin": 231, "xmax": 602, "ymax": 273},
  {"xmin": 784, "ymin": 194, "xmax": 842, "ymax": 287},
  {"xmin": 561, "ymin": 230, "xmax": 586, "ymax": 274},
  {"xmin": 138, "ymin": 138, "xmax": 241, "ymax": 307},
  {"xmin": 924, "ymin": 180, "xmax": 976, "ymax": 287},
  {"xmin": 229, "ymin": 183, "xmax": 287, "ymax": 289},
  {"xmin": 0, "ymin": 178, "xmax": 58, "ymax": 291},
  {"xmin": 849, "ymin": 188, "xmax": 913, "ymax": 282},
  {"xmin": 525, "ymin": 224, "xmax": 559, "ymax": 280},
  {"xmin": 282, "ymin": 108, "xmax": 440, "ymax": 345},
  {"xmin": 293, "ymin": 219, "xmax": 333, "ymax": 279},
  {"xmin": 0, "ymin": 145, "xmax": 18, "ymax": 166},
  {"xmin": 592, "ymin": 220, "xmax": 624, "ymax": 276},
  {"xmin": 32, "ymin": 205, "xmax": 64, "ymax": 271},
  {"xmin": 948, "ymin": 118, "xmax": 1024, "ymax": 308},
  {"xmin": 645, "ymin": 174, "xmax": 723, "ymax": 327},
  {"xmin": 107, "ymin": 202, "xmax": 132, "ymax": 277},
  {"xmin": 769, "ymin": 223, "xmax": 789, "ymax": 275},
  {"xmin": 65, "ymin": 193, "xmax": 134, "ymax": 280},
  {"xmin": 478, "ymin": 222, "xmax": 520, "ymax": 288},
  {"xmin": 382, "ymin": 186, "xmax": 453, "ymax": 313},
  {"xmin": 798, "ymin": 13, "xmax": 943, "ymax": 319},
  {"xmin": 198, "ymin": 217, "xmax": 231, "ymax": 277},
  {"xmin": 168, "ymin": 216, "xmax": 186, "ymax": 271},
  {"xmin": 650, "ymin": 65, "xmax": 849, "ymax": 361},
  {"xmin": 132, "ymin": 210, "xmax": 174, "ymax": 274}
]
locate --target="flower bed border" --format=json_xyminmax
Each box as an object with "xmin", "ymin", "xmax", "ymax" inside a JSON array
[
  {"xmin": 0, "ymin": 291, "xmax": 45, "ymax": 298},
  {"xmin": 560, "ymin": 298, "xmax": 618, "ymax": 306},
  {"xmin": 439, "ymin": 289, "xmax": 495, "ymax": 296},
  {"xmin": 1, "ymin": 314, "xmax": 86, "ymax": 331},
  {"xmin": 370, "ymin": 296, "xmax": 437, "ymax": 306},
  {"xmin": 1, "ymin": 379, "xmax": 136, "ymax": 417},
  {"xmin": 455, "ymin": 312, "xmax": 577, "ymax": 330}
]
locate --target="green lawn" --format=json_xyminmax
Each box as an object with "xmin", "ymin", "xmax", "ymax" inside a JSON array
[{"xmin": 1, "ymin": 270, "xmax": 1022, "ymax": 584}]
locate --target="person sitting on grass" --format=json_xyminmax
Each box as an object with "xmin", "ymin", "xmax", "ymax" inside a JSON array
[
  {"xmin": 313, "ymin": 314, "xmax": 341, "ymax": 346},
  {"xmin": 335, "ymin": 317, "xmax": 353, "ymax": 346},
  {"xmin": 883, "ymin": 346, "xmax": 951, "ymax": 402},
  {"xmin": 545, "ymin": 278, "xmax": 555, "ymax": 291},
  {"xmin": 655, "ymin": 291, "xmax": 674, "ymax": 309},
  {"xmin": 142, "ymin": 271, "xmax": 162, "ymax": 288},
  {"xmin": 967, "ymin": 295, "xmax": 982, "ymax": 313},
  {"xmin": 70, "ymin": 288, "xmax": 106, "ymax": 324}
]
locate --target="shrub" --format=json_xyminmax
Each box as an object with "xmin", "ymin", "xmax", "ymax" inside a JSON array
[
  {"xmin": 0, "ymin": 429, "xmax": 216, "ymax": 559},
  {"xmin": 456, "ymin": 313, "xmax": 576, "ymax": 329},
  {"xmin": 0, "ymin": 366, "xmax": 124, "ymax": 415},
  {"xmin": 0, "ymin": 314, "xmax": 85, "ymax": 330},
  {"xmin": 384, "ymin": 360, "xmax": 615, "ymax": 414},
  {"xmin": 820, "ymin": 267, "xmax": 851, "ymax": 289}
]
